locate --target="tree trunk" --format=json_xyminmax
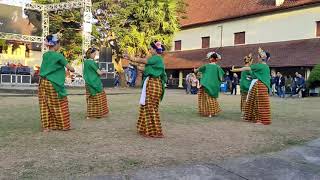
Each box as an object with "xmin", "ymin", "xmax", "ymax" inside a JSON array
[
  {"xmin": 119, "ymin": 72, "xmax": 127, "ymax": 88},
  {"xmin": 136, "ymin": 70, "xmax": 143, "ymax": 87}
]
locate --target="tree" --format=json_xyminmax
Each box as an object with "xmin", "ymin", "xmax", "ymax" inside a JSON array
[
  {"xmin": 93, "ymin": 0, "xmax": 185, "ymax": 57},
  {"xmin": 33, "ymin": 0, "xmax": 186, "ymax": 76},
  {"xmin": 33, "ymin": 0, "xmax": 83, "ymax": 64},
  {"xmin": 307, "ymin": 64, "xmax": 320, "ymax": 89},
  {"xmin": 93, "ymin": 0, "xmax": 186, "ymax": 86}
]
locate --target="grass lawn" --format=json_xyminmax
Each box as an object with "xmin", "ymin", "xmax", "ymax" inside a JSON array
[{"xmin": 0, "ymin": 89, "xmax": 320, "ymax": 179}]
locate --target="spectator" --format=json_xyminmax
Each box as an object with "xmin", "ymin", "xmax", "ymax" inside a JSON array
[
  {"xmin": 296, "ymin": 74, "xmax": 306, "ymax": 98},
  {"xmin": 114, "ymin": 72, "xmax": 120, "ymax": 87},
  {"xmin": 285, "ymin": 75, "xmax": 292, "ymax": 95},
  {"xmin": 270, "ymin": 71, "xmax": 277, "ymax": 96},
  {"xmin": 276, "ymin": 72, "xmax": 285, "ymax": 98},
  {"xmin": 190, "ymin": 73, "xmax": 199, "ymax": 95},
  {"xmin": 185, "ymin": 73, "xmax": 192, "ymax": 94},
  {"xmin": 231, "ymin": 73, "xmax": 239, "ymax": 95},
  {"xmin": 224, "ymin": 71, "xmax": 231, "ymax": 92},
  {"xmin": 291, "ymin": 72, "xmax": 300, "ymax": 96}
]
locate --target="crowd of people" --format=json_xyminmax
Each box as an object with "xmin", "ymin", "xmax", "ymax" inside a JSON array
[
  {"xmin": 271, "ymin": 71, "xmax": 306, "ymax": 98},
  {"xmin": 185, "ymin": 66, "xmax": 307, "ymax": 99}
]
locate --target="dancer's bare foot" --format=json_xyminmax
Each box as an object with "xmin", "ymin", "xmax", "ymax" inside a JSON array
[
  {"xmin": 242, "ymin": 118, "xmax": 249, "ymax": 122},
  {"xmin": 86, "ymin": 117, "xmax": 91, "ymax": 120},
  {"xmin": 255, "ymin": 122, "xmax": 263, "ymax": 125},
  {"xmin": 140, "ymin": 133, "xmax": 152, "ymax": 138},
  {"xmin": 150, "ymin": 134, "xmax": 164, "ymax": 138},
  {"xmin": 208, "ymin": 115, "xmax": 212, "ymax": 118},
  {"xmin": 61, "ymin": 128, "xmax": 73, "ymax": 131},
  {"xmin": 42, "ymin": 128, "xmax": 50, "ymax": 132}
]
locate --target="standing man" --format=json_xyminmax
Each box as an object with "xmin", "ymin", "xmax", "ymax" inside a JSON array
[
  {"xmin": 185, "ymin": 73, "xmax": 192, "ymax": 94},
  {"xmin": 296, "ymin": 74, "xmax": 306, "ymax": 98},
  {"xmin": 270, "ymin": 71, "xmax": 277, "ymax": 96},
  {"xmin": 224, "ymin": 71, "xmax": 231, "ymax": 93},
  {"xmin": 231, "ymin": 73, "xmax": 239, "ymax": 95},
  {"xmin": 276, "ymin": 72, "xmax": 285, "ymax": 98}
]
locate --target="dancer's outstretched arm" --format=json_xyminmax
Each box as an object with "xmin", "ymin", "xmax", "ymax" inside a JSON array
[
  {"xmin": 231, "ymin": 66, "xmax": 251, "ymax": 72},
  {"xmin": 123, "ymin": 54, "xmax": 148, "ymax": 64}
]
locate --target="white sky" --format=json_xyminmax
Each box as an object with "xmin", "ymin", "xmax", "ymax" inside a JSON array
[{"xmin": 0, "ymin": 0, "xmax": 32, "ymax": 7}]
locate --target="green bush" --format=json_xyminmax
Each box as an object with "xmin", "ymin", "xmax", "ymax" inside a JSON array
[{"xmin": 307, "ymin": 64, "xmax": 320, "ymax": 88}]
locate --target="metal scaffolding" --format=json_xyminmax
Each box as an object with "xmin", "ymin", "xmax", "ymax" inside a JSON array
[{"xmin": 0, "ymin": 0, "xmax": 92, "ymax": 56}]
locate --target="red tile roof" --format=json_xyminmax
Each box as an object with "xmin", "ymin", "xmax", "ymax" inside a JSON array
[
  {"xmin": 180, "ymin": 0, "xmax": 320, "ymax": 28},
  {"xmin": 164, "ymin": 38, "xmax": 320, "ymax": 69}
]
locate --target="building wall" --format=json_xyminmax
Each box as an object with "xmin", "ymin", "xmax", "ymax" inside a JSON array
[
  {"xmin": 173, "ymin": 5, "xmax": 320, "ymax": 50},
  {"xmin": 25, "ymin": 50, "xmax": 42, "ymax": 67}
]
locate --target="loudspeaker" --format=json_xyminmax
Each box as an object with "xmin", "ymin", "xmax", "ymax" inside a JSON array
[
  {"xmin": 101, "ymin": 79, "xmax": 115, "ymax": 87},
  {"xmin": 99, "ymin": 47, "xmax": 112, "ymax": 62},
  {"xmin": 99, "ymin": 63, "xmax": 115, "ymax": 79}
]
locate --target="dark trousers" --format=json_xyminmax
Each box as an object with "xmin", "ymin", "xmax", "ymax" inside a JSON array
[
  {"xmin": 191, "ymin": 86, "xmax": 198, "ymax": 94},
  {"xmin": 231, "ymin": 84, "xmax": 237, "ymax": 95},
  {"xmin": 277, "ymin": 86, "xmax": 285, "ymax": 98}
]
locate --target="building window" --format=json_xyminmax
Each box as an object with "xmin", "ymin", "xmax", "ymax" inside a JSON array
[
  {"xmin": 202, "ymin": 36, "xmax": 210, "ymax": 48},
  {"xmin": 234, "ymin": 32, "xmax": 245, "ymax": 45},
  {"xmin": 174, "ymin": 40, "xmax": 181, "ymax": 51},
  {"xmin": 317, "ymin": 21, "xmax": 320, "ymax": 37}
]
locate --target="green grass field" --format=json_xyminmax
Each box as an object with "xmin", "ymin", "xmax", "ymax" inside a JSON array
[{"xmin": 0, "ymin": 89, "xmax": 320, "ymax": 179}]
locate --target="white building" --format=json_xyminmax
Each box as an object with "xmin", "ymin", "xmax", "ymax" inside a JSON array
[{"xmin": 164, "ymin": 0, "xmax": 320, "ymax": 88}]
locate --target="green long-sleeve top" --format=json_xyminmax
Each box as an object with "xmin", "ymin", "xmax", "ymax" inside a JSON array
[
  {"xmin": 198, "ymin": 63, "xmax": 225, "ymax": 98},
  {"xmin": 83, "ymin": 59, "xmax": 103, "ymax": 96},
  {"xmin": 142, "ymin": 55, "xmax": 167, "ymax": 100},
  {"xmin": 240, "ymin": 70, "xmax": 252, "ymax": 93},
  {"xmin": 250, "ymin": 63, "xmax": 271, "ymax": 92},
  {"xmin": 40, "ymin": 51, "xmax": 68, "ymax": 98}
]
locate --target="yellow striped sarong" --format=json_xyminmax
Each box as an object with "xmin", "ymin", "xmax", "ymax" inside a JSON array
[
  {"xmin": 137, "ymin": 77, "xmax": 163, "ymax": 137},
  {"xmin": 244, "ymin": 81, "xmax": 271, "ymax": 125},
  {"xmin": 38, "ymin": 78, "xmax": 71, "ymax": 131},
  {"xmin": 240, "ymin": 92, "xmax": 247, "ymax": 112},
  {"xmin": 198, "ymin": 87, "xmax": 221, "ymax": 117},
  {"xmin": 86, "ymin": 86, "xmax": 109, "ymax": 118}
]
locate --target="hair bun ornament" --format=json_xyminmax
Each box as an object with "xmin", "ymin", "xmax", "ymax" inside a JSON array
[
  {"xmin": 258, "ymin": 47, "xmax": 271, "ymax": 62},
  {"xmin": 45, "ymin": 34, "xmax": 59, "ymax": 46},
  {"xmin": 206, "ymin": 51, "xmax": 221, "ymax": 60},
  {"xmin": 244, "ymin": 53, "xmax": 253, "ymax": 63},
  {"xmin": 151, "ymin": 41, "xmax": 165, "ymax": 54},
  {"xmin": 258, "ymin": 47, "xmax": 267, "ymax": 58}
]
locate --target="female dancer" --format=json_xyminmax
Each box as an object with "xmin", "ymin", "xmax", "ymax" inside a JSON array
[
  {"xmin": 38, "ymin": 34, "xmax": 75, "ymax": 132},
  {"xmin": 195, "ymin": 52, "xmax": 225, "ymax": 117},
  {"xmin": 124, "ymin": 41, "xmax": 167, "ymax": 138},
  {"xmin": 83, "ymin": 47, "xmax": 109, "ymax": 119},
  {"xmin": 240, "ymin": 54, "xmax": 253, "ymax": 113},
  {"xmin": 232, "ymin": 48, "xmax": 271, "ymax": 125}
]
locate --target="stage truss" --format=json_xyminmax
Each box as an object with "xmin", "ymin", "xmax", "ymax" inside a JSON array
[{"xmin": 0, "ymin": 0, "xmax": 92, "ymax": 55}]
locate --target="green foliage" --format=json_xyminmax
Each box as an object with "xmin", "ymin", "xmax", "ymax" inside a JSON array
[
  {"xmin": 32, "ymin": 0, "xmax": 185, "ymax": 63},
  {"xmin": 94, "ymin": 0, "xmax": 185, "ymax": 57},
  {"xmin": 307, "ymin": 64, "xmax": 320, "ymax": 88},
  {"xmin": 33, "ymin": 0, "xmax": 83, "ymax": 63}
]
